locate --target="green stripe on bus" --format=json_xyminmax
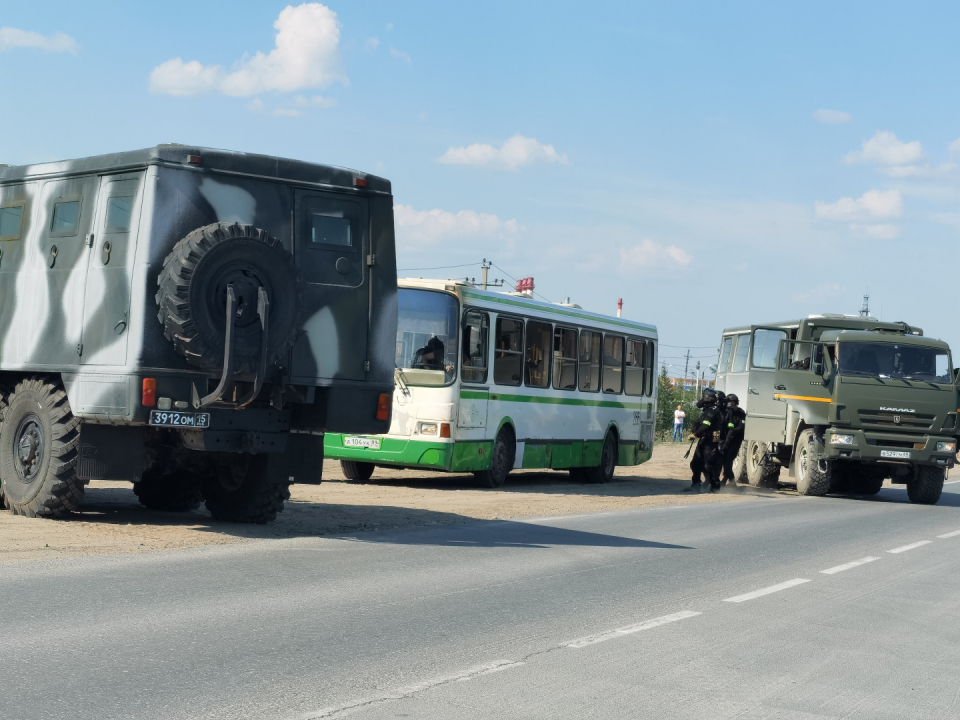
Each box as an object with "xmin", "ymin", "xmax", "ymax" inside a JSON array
[
  {"xmin": 461, "ymin": 390, "xmax": 650, "ymax": 410},
  {"xmin": 461, "ymin": 290, "xmax": 657, "ymax": 333}
]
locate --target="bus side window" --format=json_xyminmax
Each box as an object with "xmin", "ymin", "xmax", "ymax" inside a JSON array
[
  {"xmin": 553, "ymin": 326, "xmax": 578, "ymax": 390},
  {"xmin": 645, "ymin": 340, "xmax": 656, "ymax": 395},
  {"xmin": 578, "ymin": 331, "xmax": 601, "ymax": 392},
  {"xmin": 524, "ymin": 321, "xmax": 552, "ymax": 388},
  {"xmin": 718, "ymin": 336, "xmax": 733, "ymax": 373},
  {"xmin": 624, "ymin": 339, "xmax": 644, "ymax": 396},
  {"xmin": 731, "ymin": 333, "xmax": 750, "ymax": 372},
  {"xmin": 494, "ymin": 316, "xmax": 523, "ymax": 386},
  {"xmin": 461, "ymin": 310, "xmax": 489, "ymax": 383},
  {"xmin": 602, "ymin": 335, "xmax": 624, "ymax": 394}
]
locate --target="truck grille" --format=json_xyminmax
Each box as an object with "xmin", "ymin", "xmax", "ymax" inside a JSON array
[{"xmin": 857, "ymin": 410, "xmax": 935, "ymax": 432}]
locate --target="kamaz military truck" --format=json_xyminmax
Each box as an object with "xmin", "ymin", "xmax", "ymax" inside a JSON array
[
  {"xmin": 714, "ymin": 315, "xmax": 955, "ymax": 504},
  {"xmin": 0, "ymin": 145, "xmax": 397, "ymax": 522}
]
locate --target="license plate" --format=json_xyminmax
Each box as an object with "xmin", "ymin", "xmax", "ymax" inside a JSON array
[
  {"xmin": 149, "ymin": 410, "xmax": 211, "ymax": 428},
  {"xmin": 343, "ymin": 436, "xmax": 381, "ymax": 449},
  {"xmin": 880, "ymin": 450, "xmax": 911, "ymax": 459}
]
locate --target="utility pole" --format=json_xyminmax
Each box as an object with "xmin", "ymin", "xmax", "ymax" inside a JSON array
[
  {"xmin": 481, "ymin": 258, "xmax": 492, "ymax": 290},
  {"xmin": 695, "ymin": 361, "xmax": 701, "ymax": 397},
  {"xmin": 683, "ymin": 349, "xmax": 691, "ymax": 404}
]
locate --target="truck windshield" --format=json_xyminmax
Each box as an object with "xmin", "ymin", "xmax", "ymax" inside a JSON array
[
  {"xmin": 396, "ymin": 289, "xmax": 459, "ymax": 386},
  {"xmin": 838, "ymin": 342, "xmax": 952, "ymax": 383}
]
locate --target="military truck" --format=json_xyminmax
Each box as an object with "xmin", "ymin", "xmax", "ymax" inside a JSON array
[
  {"xmin": 714, "ymin": 315, "xmax": 955, "ymax": 504},
  {"xmin": 0, "ymin": 145, "xmax": 397, "ymax": 522}
]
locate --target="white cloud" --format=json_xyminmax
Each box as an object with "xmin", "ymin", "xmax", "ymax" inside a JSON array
[
  {"xmin": 294, "ymin": 94, "xmax": 337, "ymax": 108},
  {"xmin": 365, "ymin": 37, "xmax": 379, "ymax": 51},
  {"xmin": 794, "ymin": 282, "xmax": 846, "ymax": 302},
  {"xmin": 394, "ymin": 204, "xmax": 519, "ymax": 249},
  {"xmin": 0, "ymin": 27, "xmax": 79, "ymax": 54},
  {"xmin": 850, "ymin": 223, "xmax": 900, "ymax": 240},
  {"xmin": 813, "ymin": 109, "xmax": 851, "ymax": 124},
  {"xmin": 814, "ymin": 189, "xmax": 903, "ymax": 221},
  {"xmin": 844, "ymin": 131, "xmax": 923, "ymax": 166},
  {"xmin": 246, "ymin": 98, "xmax": 265, "ymax": 112},
  {"xmin": 618, "ymin": 239, "xmax": 692, "ymax": 271},
  {"xmin": 389, "ymin": 47, "xmax": 411, "ymax": 64},
  {"xmin": 949, "ymin": 137, "xmax": 960, "ymax": 156},
  {"xmin": 438, "ymin": 134, "xmax": 569, "ymax": 170},
  {"xmin": 272, "ymin": 108, "xmax": 302, "ymax": 117},
  {"xmin": 931, "ymin": 211, "xmax": 960, "ymax": 228},
  {"xmin": 150, "ymin": 3, "xmax": 345, "ymax": 97},
  {"xmin": 879, "ymin": 162, "xmax": 955, "ymax": 178}
]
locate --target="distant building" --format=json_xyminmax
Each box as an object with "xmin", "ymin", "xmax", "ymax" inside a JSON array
[{"xmin": 666, "ymin": 376, "xmax": 716, "ymax": 392}]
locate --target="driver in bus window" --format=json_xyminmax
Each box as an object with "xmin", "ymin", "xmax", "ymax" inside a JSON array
[{"xmin": 414, "ymin": 336, "xmax": 452, "ymax": 372}]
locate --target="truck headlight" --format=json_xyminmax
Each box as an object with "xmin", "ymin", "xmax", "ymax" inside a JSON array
[
  {"xmin": 830, "ymin": 433, "xmax": 855, "ymax": 445},
  {"xmin": 418, "ymin": 422, "xmax": 439, "ymax": 436},
  {"xmin": 936, "ymin": 441, "xmax": 956, "ymax": 453}
]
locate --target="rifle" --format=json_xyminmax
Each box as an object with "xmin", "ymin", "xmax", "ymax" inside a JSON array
[{"xmin": 683, "ymin": 436, "xmax": 695, "ymax": 459}]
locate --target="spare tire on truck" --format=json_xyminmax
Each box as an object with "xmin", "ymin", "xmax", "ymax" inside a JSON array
[{"xmin": 156, "ymin": 222, "xmax": 302, "ymax": 374}]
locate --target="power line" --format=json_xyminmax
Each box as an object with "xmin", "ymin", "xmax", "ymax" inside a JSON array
[
  {"xmin": 490, "ymin": 262, "xmax": 554, "ymax": 304},
  {"xmin": 397, "ymin": 261, "xmax": 481, "ymax": 272}
]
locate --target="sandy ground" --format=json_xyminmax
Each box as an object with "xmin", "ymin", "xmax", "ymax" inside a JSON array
[{"xmin": 0, "ymin": 442, "xmax": 785, "ymax": 563}]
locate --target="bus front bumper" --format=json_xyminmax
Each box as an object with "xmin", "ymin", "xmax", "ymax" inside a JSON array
[
  {"xmin": 323, "ymin": 434, "xmax": 494, "ymax": 472},
  {"xmin": 824, "ymin": 430, "xmax": 956, "ymax": 469}
]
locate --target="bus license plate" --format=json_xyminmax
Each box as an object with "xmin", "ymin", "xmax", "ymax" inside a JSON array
[
  {"xmin": 880, "ymin": 450, "xmax": 910, "ymax": 459},
  {"xmin": 149, "ymin": 410, "xmax": 211, "ymax": 428},
  {"xmin": 344, "ymin": 436, "xmax": 381, "ymax": 449}
]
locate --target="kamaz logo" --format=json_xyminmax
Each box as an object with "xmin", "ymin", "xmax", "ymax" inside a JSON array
[{"xmin": 880, "ymin": 407, "xmax": 915, "ymax": 413}]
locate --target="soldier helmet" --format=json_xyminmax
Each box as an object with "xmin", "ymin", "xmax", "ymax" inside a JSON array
[
  {"xmin": 726, "ymin": 393, "xmax": 739, "ymax": 405},
  {"xmin": 696, "ymin": 387, "xmax": 718, "ymax": 407}
]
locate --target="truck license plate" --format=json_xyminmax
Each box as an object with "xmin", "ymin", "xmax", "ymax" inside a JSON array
[
  {"xmin": 880, "ymin": 450, "xmax": 911, "ymax": 459},
  {"xmin": 149, "ymin": 410, "xmax": 211, "ymax": 428},
  {"xmin": 344, "ymin": 436, "xmax": 381, "ymax": 449}
]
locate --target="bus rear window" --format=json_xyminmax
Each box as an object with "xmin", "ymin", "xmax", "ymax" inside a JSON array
[{"xmin": 395, "ymin": 288, "xmax": 458, "ymax": 386}]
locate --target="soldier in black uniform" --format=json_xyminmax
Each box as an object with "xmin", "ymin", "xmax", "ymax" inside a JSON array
[
  {"xmin": 719, "ymin": 393, "xmax": 746, "ymax": 489},
  {"xmin": 683, "ymin": 387, "xmax": 724, "ymax": 493}
]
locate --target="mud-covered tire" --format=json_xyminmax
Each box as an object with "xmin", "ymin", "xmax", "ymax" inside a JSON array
[
  {"xmin": 474, "ymin": 428, "xmax": 515, "ymax": 488},
  {"xmin": 341, "ymin": 460, "xmax": 375, "ymax": 483},
  {"xmin": 203, "ymin": 454, "xmax": 291, "ymax": 523},
  {"xmin": 746, "ymin": 440, "xmax": 780, "ymax": 487},
  {"xmin": 133, "ymin": 470, "xmax": 203, "ymax": 512},
  {"xmin": 0, "ymin": 378, "xmax": 86, "ymax": 517},
  {"xmin": 585, "ymin": 432, "xmax": 617, "ymax": 484},
  {"xmin": 795, "ymin": 429, "xmax": 830, "ymax": 496},
  {"xmin": 907, "ymin": 465, "xmax": 944, "ymax": 505},
  {"xmin": 156, "ymin": 222, "xmax": 302, "ymax": 374}
]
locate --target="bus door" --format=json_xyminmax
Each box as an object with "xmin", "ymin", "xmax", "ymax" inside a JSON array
[
  {"xmin": 458, "ymin": 309, "xmax": 489, "ymax": 429},
  {"xmin": 745, "ymin": 326, "xmax": 789, "ymax": 441}
]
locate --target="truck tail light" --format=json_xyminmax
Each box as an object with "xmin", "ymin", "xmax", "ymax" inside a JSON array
[
  {"xmin": 440, "ymin": 423, "xmax": 451, "ymax": 438},
  {"xmin": 376, "ymin": 394, "xmax": 390, "ymax": 421},
  {"xmin": 142, "ymin": 378, "xmax": 157, "ymax": 407}
]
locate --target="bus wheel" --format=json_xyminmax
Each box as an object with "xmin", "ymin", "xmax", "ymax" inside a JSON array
[
  {"xmin": 795, "ymin": 429, "xmax": 830, "ymax": 496},
  {"xmin": 341, "ymin": 460, "xmax": 375, "ymax": 483},
  {"xmin": 907, "ymin": 466, "xmax": 944, "ymax": 505},
  {"xmin": 474, "ymin": 429, "xmax": 514, "ymax": 488},
  {"xmin": 585, "ymin": 433, "xmax": 617, "ymax": 484}
]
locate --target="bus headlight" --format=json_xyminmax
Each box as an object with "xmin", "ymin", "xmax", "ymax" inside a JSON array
[
  {"xmin": 830, "ymin": 434, "xmax": 855, "ymax": 445},
  {"xmin": 936, "ymin": 441, "xmax": 956, "ymax": 453},
  {"xmin": 419, "ymin": 422, "xmax": 439, "ymax": 436}
]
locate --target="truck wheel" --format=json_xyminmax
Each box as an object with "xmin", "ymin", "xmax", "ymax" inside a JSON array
[
  {"xmin": 731, "ymin": 441, "xmax": 748, "ymax": 485},
  {"xmin": 133, "ymin": 470, "xmax": 203, "ymax": 512},
  {"xmin": 0, "ymin": 379, "xmax": 86, "ymax": 517},
  {"xmin": 746, "ymin": 440, "xmax": 780, "ymax": 487},
  {"xmin": 850, "ymin": 469, "xmax": 884, "ymax": 496},
  {"xmin": 156, "ymin": 222, "xmax": 302, "ymax": 374},
  {"xmin": 202, "ymin": 454, "xmax": 291, "ymax": 523},
  {"xmin": 585, "ymin": 432, "xmax": 617, "ymax": 484},
  {"xmin": 474, "ymin": 428, "xmax": 514, "ymax": 488},
  {"xmin": 907, "ymin": 466, "xmax": 944, "ymax": 505},
  {"xmin": 340, "ymin": 460, "xmax": 375, "ymax": 483},
  {"xmin": 795, "ymin": 429, "xmax": 830, "ymax": 496}
]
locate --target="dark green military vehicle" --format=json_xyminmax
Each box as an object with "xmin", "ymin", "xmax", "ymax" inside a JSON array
[
  {"xmin": 714, "ymin": 315, "xmax": 955, "ymax": 504},
  {"xmin": 0, "ymin": 145, "xmax": 397, "ymax": 522}
]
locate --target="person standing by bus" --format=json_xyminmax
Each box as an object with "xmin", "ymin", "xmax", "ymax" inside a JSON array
[
  {"xmin": 720, "ymin": 393, "xmax": 746, "ymax": 490},
  {"xmin": 683, "ymin": 389, "xmax": 723, "ymax": 493},
  {"xmin": 672, "ymin": 404, "xmax": 686, "ymax": 442}
]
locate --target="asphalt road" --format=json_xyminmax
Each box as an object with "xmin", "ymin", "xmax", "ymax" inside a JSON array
[{"xmin": 4, "ymin": 480, "xmax": 960, "ymax": 720}]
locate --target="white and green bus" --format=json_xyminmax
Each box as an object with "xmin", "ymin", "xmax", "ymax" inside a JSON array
[{"xmin": 324, "ymin": 278, "xmax": 658, "ymax": 487}]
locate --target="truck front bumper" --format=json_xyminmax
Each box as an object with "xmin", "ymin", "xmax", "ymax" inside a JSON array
[{"xmin": 824, "ymin": 430, "xmax": 956, "ymax": 469}]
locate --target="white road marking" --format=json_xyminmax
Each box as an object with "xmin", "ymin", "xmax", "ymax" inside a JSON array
[
  {"xmin": 723, "ymin": 578, "xmax": 811, "ymax": 603},
  {"xmin": 942, "ymin": 479, "xmax": 960, "ymax": 485},
  {"xmin": 820, "ymin": 557, "xmax": 881, "ymax": 575},
  {"xmin": 566, "ymin": 610, "xmax": 701, "ymax": 648},
  {"xmin": 937, "ymin": 530, "xmax": 960, "ymax": 539},
  {"xmin": 887, "ymin": 540, "xmax": 932, "ymax": 554}
]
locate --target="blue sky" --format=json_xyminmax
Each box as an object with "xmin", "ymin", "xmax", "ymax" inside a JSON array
[{"xmin": 3, "ymin": 1, "xmax": 959, "ymax": 377}]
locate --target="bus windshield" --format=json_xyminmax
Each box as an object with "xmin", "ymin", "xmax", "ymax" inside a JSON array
[
  {"xmin": 396, "ymin": 288, "xmax": 459, "ymax": 386},
  {"xmin": 838, "ymin": 341, "xmax": 952, "ymax": 383}
]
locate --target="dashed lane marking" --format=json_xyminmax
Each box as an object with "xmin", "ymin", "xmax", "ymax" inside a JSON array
[
  {"xmin": 723, "ymin": 578, "xmax": 811, "ymax": 603},
  {"xmin": 820, "ymin": 556, "xmax": 881, "ymax": 575},
  {"xmin": 566, "ymin": 610, "xmax": 702, "ymax": 648},
  {"xmin": 887, "ymin": 540, "xmax": 932, "ymax": 554},
  {"xmin": 937, "ymin": 530, "xmax": 960, "ymax": 539}
]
